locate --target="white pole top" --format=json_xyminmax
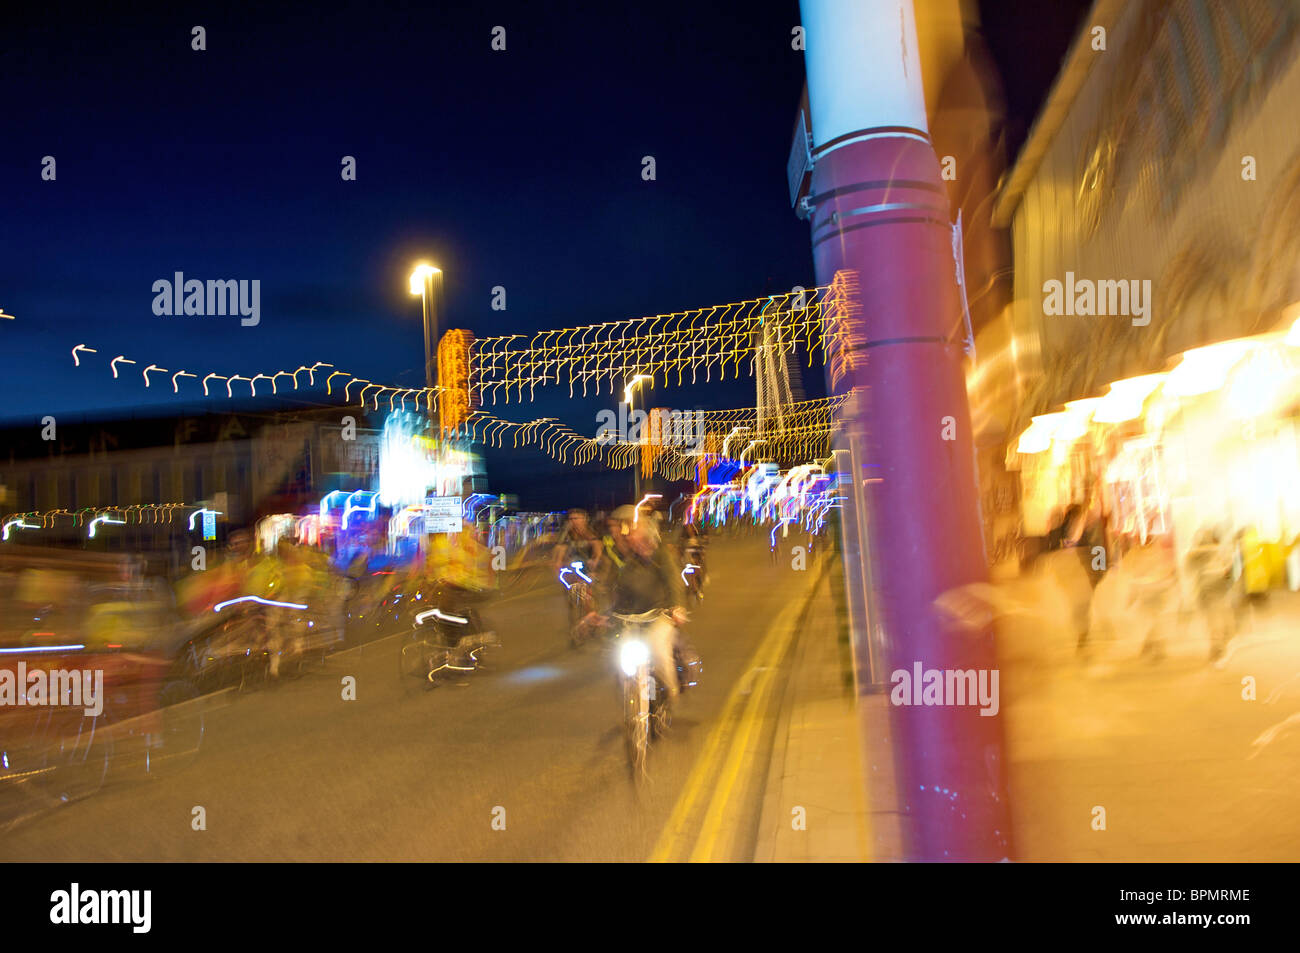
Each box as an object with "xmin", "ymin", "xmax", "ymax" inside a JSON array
[{"xmin": 800, "ymin": 0, "xmax": 929, "ymax": 149}]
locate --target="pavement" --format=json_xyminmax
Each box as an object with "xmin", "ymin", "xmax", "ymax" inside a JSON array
[
  {"xmin": 996, "ymin": 570, "xmax": 1300, "ymax": 862},
  {"xmin": 753, "ymin": 559, "xmax": 874, "ymax": 861},
  {"xmin": 748, "ymin": 549, "xmax": 1300, "ymax": 862}
]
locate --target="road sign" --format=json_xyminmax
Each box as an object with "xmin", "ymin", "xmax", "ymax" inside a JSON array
[{"xmin": 425, "ymin": 495, "xmax": 462, "ymax": 534}]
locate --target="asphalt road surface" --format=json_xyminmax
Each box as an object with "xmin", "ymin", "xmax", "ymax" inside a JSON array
[{"xmin": 1, "ymin": 533, "xmax": 817, "ymax": 861}]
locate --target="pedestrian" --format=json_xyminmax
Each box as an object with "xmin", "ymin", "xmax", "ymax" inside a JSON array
[{"xmin": 1185, "ymin": 526, "xmax": 1236, "ymax": 661}]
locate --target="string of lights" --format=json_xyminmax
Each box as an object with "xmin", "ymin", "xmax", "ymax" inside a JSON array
[
  {"xmin": 467, "ymin": 286, "xmax": 837, "ymax": 404},
  {"xmin": 70, "ymin": 346, "xmax": 451, "ymax": 413},
  {"xmin": 67, "ymin": 274, "xmax": 860, "ymax": 428},
  {"xmin": 2, "ymin": 502, "xmax": 196, "ymax": 539},
  {"xmin": 691, "ymin": 394, "xmax": 846, "ymax": 432}
]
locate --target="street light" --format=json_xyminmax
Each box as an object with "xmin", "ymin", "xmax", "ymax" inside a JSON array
[
  {"xmin": 622, "ymin": 374, "xmax": 651, "ymax": 405},
  {"xmin": 740, "ymin": 438, "xmax": 764, "ymax": 467},
  {"xmin": 624, "ymin": 373, "xmax": 652, "ymax": 500},
  {"xmin": 408, "ymin": 262, "xmax": 443, "ymax": 397}
]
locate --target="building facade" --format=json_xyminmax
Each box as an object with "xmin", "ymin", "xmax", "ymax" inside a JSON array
[{"xmin": 987, "ymin": 0, "xmax": 1300, "ymax": 577}]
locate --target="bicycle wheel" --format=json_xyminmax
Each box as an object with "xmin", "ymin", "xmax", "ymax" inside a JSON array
[
  {"xmin": 31, "ymin": 711, "xmax": 113, "ymax": 806},
  {"xmin": 650, "ymin": 675, "xmax": 672, "ymax": 739},
  {"xmin": 146, "ymin": 678, "xmax": 206, "ymax": 777},
  {"xmin": 624, "ymin": 673, "xmax": 650, "ymax": 779},
  {"xmin": 398, "ymin": 636, "xmax": 437, "ymax": 693}
]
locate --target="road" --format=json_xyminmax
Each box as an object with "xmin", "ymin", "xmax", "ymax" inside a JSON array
[{"xmin": 1, "ymin": 534, "xmax": 815, "ymax": 861}]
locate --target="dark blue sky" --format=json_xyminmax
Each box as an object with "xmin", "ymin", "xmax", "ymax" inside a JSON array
[
  {"xmin": 1, "ymin": 1, "xmax": 1081, "ymax": 508},
  {"xmin": 3, "ymin": 2, "xmax": 810, "ymax": 413}
]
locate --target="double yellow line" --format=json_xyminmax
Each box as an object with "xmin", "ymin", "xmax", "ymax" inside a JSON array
[{"xmin": 649, "ymin": 582, "xmax": 810, "ymax": 862}]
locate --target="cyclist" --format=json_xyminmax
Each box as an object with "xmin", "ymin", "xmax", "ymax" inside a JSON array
[
  {"xmin": 607, "ymin": 504, "xmax": 688, "ymax": 698},
  {"xmin": 552, "ymin": 508, "xmax": 602, "ymax": 574}
]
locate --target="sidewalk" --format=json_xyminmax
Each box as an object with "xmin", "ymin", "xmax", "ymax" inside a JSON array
[
  {"xmin": 752, "ymin": 549, "xmax": 1300, "ymax": 862},
  {"xmin": 997, "ymin": 576, "xmax": 1300, "ymax": 862},
  {"xmin": 754, "ymin": 562, "xmax": 887, "ymax": 861}
]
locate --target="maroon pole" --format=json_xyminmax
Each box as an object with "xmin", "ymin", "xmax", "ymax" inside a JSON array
[{"xmin": 800, "ymin": 0, "xmax": 1012, "ymax": 861}]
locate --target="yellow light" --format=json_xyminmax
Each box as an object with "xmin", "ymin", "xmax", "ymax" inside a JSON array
[
  {"xmin": 1163, "ymin": 340, "xmax": 1253, "ymax": 397},
  {"xmin": 1015, "ymin": 413, "xmax": 1065, "ymax": 455},
  {"xmin": 623, "ymin": 374, "xmax": 651, "ymax": 404},
  {"xmin": 1043, "ymin": 401, "xmax": 1096, "ymax": 446},
  {"xmin": 1091, "ymin": 373, "xmax": 1166, "ymax": 424},
  {"xmin": 1224, "ymin": 343, "xmax": 1296, "ymax": 419},
  {"xmin": 1287, "ymin": 315, "xmax": 1300, "ymax": 347},
  {"xmin": 409, "ymin": 263, "xmax": 440, "ymax": 295}
]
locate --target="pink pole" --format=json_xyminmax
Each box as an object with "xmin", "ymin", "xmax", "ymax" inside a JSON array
[{"xmin": 800, "ymin": 0, "xmax": 1013, "ymax": 861}]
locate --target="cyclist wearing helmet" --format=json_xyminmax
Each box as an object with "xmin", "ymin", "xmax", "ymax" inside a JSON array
[{"xmin": 607, "ymin": 504, "xmax": 688, "ymax": 697}]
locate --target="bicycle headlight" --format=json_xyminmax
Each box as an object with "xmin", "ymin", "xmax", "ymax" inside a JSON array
[{"xmin": 619, "ymin": 638, "xmax": 650, "ymax": 677}]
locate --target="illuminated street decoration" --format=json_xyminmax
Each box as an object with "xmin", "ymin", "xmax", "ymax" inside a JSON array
[
  {"xmin": 296, "ymin": 514, "xmax": 321, "ymax": 546},
  {"xmin": 3, "ymin": 503, "xmax": 190, "ymax": 533},
  {"xmin": 188, "ymin": 507, "xmax": 222, "ymax": 530},
  {"xmin": 256, "ymin": 514, "xmax": 297, "ymax": 552},
  {"xmin": 65, "ymin": 284, "xmax": 850, "ymax": 478},
  {"xmin": 438, "ymin": 329, "xmax": 476, "ymax": 434},
  {"xmin": 823, "ymin": 270, "xmax": 861, "ymax": 390},
  {"xmin": 341, "ymin": 490, "xmax": 378, "ymax": 530},
  {"xmin": 87, "ymin": 515, "xmax": 126, "ymax": 538},
  {"xmin": 319, "ymin": 490, "xmax": 349, "ymax": 521},
  {"xmin": 70, "ymin": 346, "xmax": 451, "ymax": 416},
  {"xmin": 2, "ymin": 519, "xmax": 38, "ymax": 541},
  {"xmin": 447, "ymin": 397, "xmax": 842, "ymax": 476},
  {"xmin": 63, "ymin": 282, "xmax": 855, "ymax": 476},
  {"xmin": 468, "ymin": 286, "xmax": 835, "ymax": 404}
]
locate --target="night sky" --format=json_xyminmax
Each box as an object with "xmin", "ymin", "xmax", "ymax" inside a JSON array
[{"xmin": 1, "ymin": 1, "xmax": 1088, "ymax": 509}]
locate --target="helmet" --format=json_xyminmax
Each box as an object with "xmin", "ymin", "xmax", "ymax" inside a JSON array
[{"xmin": 611, "ymin": 504, "xmax": 659, "ymax": 546}]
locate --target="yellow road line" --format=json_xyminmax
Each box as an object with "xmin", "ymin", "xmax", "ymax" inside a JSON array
[
  {"xmin": 647, "ymin": 664, "xmax": 752, "ymax": 861},
  {"xmin": 689, "ymin": 601, "xmax": 800, "ymax": 862},
  {"xmin": 648, "ymin": 594, "xmax": 800, "ymax": 862}
]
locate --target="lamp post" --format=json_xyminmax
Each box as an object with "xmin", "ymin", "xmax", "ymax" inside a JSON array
[
  {"xmin": 799, "ymin": 0, "xmax": 1011, "ymax": 861},
  {"xmin": 624, "ymin": 374, "xmax": 651, "ymax": 501},
  {"xmin": 409, "ymin": 262, "xmax": 443, "ymax": 399}
]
